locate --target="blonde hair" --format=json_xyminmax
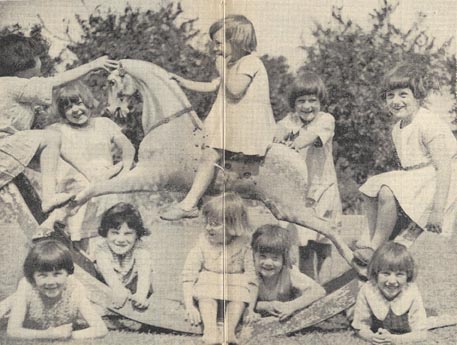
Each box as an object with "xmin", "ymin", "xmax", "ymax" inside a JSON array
[
  {"xmin": 202, "ymin": 192, "xmax": 249, "ymax": 237},
  {"xmin": 209, "ymin": 15, "xmax": 257, "ymax": 53}
]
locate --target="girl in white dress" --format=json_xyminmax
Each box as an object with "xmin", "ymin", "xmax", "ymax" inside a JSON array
[
  {"xmin": 161, "ymin": 15, "xmax": 276, "ymax": 221},
  {"xmin": 50, "ymin": 82, "xmax": 135, "ymax": 250},
  {"xmin": 355, "ymin": 63, "xmax": 457, "ymax": 265},
  {"xmin": 276, "ymin": 72, "xmax": 342, "ymax": 280},
  {"xmin": 0, "ymin": 34, "xmax": 117, "ymax": 212}
]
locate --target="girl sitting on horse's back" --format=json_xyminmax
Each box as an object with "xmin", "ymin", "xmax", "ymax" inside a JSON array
[{"xmin": 161, "ymin": 15, "xmax": 276, "ymax": 221}]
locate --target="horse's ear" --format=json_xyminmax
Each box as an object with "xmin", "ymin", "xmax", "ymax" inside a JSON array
[{"xmin": 118, "ymin": 63, "xmax": 126, "ymax": 78}]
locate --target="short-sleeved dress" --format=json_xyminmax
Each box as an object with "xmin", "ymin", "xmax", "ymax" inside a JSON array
[
  {"xmin": 18, "ymin": 276, "xmax": 87, "ymax": 330},
  {"xmin": 51, "ymin": 117, "xmax": 124, "ymax": 240},
  {"xmin": 352, "ymin": 281, "xmax": 427, "ymax": 334},
  {"xmin": 278, "ymin": 111, "xmax": 342, "ymax": 244},
  {"xmin": 94, "ymin": 239, "xmax": 153, "ymax": 295},
  {"xmin": 182, "ymin": 233, "xmax": 257, "ymax": 303},
  {"xmin": 257, "ymin": 265, "xmax": 323, "ymax": 303},
  {"xmin": 360, "ymin": 108, "xmax": 457, "ymax": 237},
  {"xmin": 0, "ymin": 76, "xmax": 55, "ymax": 188},
  {"xmin": 203, "ymin": 54, "xmax": 276, "ymax": 156}
]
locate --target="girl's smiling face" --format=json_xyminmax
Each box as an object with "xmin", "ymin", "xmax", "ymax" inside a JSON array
[
  {"xmin": 205, "ymin": 217, "xmax": 232, "ymax": 245},
  {"xmin": 212, "ymin": 28, "xmax": 235, "ymax": 62},
  {"xmin": 63, "ymin": 97, "xmax": 90, "ymax": 126},
  {"xmin": 254, "ymin": 252, "xmax": 284, "ymax": 279},
  {"xmin": 386, "ymin": 87, "xmax": 420, "ymax": 123},
  {"xmin": 295, "ymin": 94, "xmax": 321, "ymax": 123},
  {"xmin": 33, "ymin": 269, "xmax": 69, "ymax": 299},
  {"xmin": 106, "ymin": 223, "xmax": 138, "ymax": 256},
  {"xmin": 376, "ymin": 270, "xmax": 408, "ymax": 300}
]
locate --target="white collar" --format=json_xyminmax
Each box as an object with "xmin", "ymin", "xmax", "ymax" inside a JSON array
[{"xmin": 364, "ymin": 281, "xmax": 419, "ymax": 320}]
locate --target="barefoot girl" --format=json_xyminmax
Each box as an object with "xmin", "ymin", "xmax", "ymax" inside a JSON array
[
  {"xmin": 251, "ymin": 224, "xmax": 325, "ymax": 321},
  {"xmin": 4, "ymin": 239, "xmax": 108, "ymax": 340},
  {"xmin": 94, "ymin": 202, "xmax": 153, "ymax": 310},
  {"xmin": 276, "ymin": 71, "xmax": 342, "ymax": 280},
  {"xmin": 0, "ymin": 34, "xmax": 117, "ymax": 212},
  {"xmin": 182, "ymin": 192, "xmax": 258, "ymax": 344},
  {"xmin": 352, "ymin": 242, "xmax": 427, "ymax": 343},
  {"xmin": 161, "ymin": 15, "xmax": 276, "ymax": 220},
  {"xmin": 354, "ymin": 63, "xmax": 457, "ymax": 265},
  {"xmin": 50, "ymin": 82, "xmax": 135, "ymax": 251}
]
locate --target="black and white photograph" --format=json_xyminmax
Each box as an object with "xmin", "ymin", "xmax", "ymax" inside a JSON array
[{"xmin": 0, "ymin": 0, "xmax": 456, "ymax": 344}]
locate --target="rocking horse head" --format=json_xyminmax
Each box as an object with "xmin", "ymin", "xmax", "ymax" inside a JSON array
[{"xmin": 105, "ymin": 67, "xmax": 137, "ymax": 119}]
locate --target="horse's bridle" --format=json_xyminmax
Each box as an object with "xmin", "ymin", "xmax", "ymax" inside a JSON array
[{"xmin": 147, "ymin": 106, "xmax": 196, "ymax": 132}]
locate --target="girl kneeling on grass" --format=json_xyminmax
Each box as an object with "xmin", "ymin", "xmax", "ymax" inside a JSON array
[
  {"xmin": 94, "ymin": 202, "xmax": 153, "ymax": 310},
  {"xmin": 352, "ymin": 242, "xmax": 427, "ymax": 344},
  {"xmin": 3, "ymin": 239, "xmax": 108, "ymax": 340},
  {"xmin": 251, "ymin": 224, "xmax": 325, "ymax": 321},
  {"xmin": 182, "ymin": 192, "xmax": 258, "ymax": 345}
]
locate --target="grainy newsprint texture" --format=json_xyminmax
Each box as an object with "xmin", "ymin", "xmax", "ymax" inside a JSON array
[{"xmin": 0, "ymin": 0, "xmax": 456, "ymax": 344}]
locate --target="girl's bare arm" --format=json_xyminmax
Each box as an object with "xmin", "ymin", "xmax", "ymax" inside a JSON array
[
  {"xmin": 171, "ymin": 74, "xmax": 220, "ymax": 93},
  {"xmin": 72, "ymin": 293, "xmax": 108, "ymax": 339},
  {"xmin": 51, "ymin": 56, "xmax": 118, "ymax": 89}
]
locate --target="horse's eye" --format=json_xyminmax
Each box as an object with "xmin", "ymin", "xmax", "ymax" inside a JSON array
[{"xmin": 108, "ymin": 80, "xmax": 116, "ymax": 86}]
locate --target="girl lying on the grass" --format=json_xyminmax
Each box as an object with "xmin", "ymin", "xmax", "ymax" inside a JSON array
[
  {"xmin": 0, "ymin": 33, "xmax": 117, "ymax": 212},
  {"xmin": 0, "ymin": 239, "xmax": 107, "ymax": 340},
  {"xmin": 182, "ymin": 192, "xmax": 258, "ymax": 345},
  {"xmin": 353, "ymin": 242, "xmax": 428, "ymax": 344},
  {"xmin": 251, "ymin": 224, "xmax": 325, "ymax": 321},
  {"xmin": 94, "ymin": 203, "xmax": 153, "ymax": 310},
  {"xmin": 49, "ymin": 82, "xmax": 135, "ymax": 251}
]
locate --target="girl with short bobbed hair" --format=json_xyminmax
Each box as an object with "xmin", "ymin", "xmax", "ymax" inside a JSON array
[
  {"xmin": 276, "ymin": 71, "xmax": 341, "ymax": 282},
  {"xmin": 355, "ymin": 62, "xmax": 457, "ymax": 266}
]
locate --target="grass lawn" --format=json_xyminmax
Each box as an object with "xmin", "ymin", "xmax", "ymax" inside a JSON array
[{"xmin": 1, "ymin": 192, "xmax": 457, "ymax": 344}]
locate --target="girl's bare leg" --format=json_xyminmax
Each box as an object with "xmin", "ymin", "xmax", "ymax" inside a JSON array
[
  {"xmin": 362, "ymin": 194, "xmax": 378, "ymax": 243},
  {"xmin": 370, "ymin": 186, "xmax": 398, "ymax": 249},
  {"xmin": 225, "ymin": 301, "xmax": 245, "ymax": 344},
  {"xmin": 179, "ymin": 147, "xmax": 221, "ymax": 211},
  {"xmin": 199, "ymin": 298, "xmax": 219, "ymax": 345},
  {"xmin": 160, "ymin": 147, "xmax": 221, "ymax": 220},
  {"xmin": 39, "ymin": 130, "xmax": 73, "ymax": 212}
]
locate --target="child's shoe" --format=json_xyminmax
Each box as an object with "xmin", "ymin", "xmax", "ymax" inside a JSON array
[{"xmin": 160, "ymin": 205, "xmax": 199, "ymax": 221}]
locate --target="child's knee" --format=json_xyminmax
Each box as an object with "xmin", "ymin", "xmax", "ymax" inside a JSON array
[
  {"xmin": 378, "ymin": 186, "xmax": 395, "ymax": 205},
  {"xmin": 200, "ymin": 147, "xmax": 221, "ymax": 164}
]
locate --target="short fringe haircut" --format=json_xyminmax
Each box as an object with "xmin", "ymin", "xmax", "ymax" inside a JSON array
[
  {"xmin": 288, "ymin": 71, "xmax": 328, "ymax": 108},
  {"xmin": 99, "ymin": 202, "xmax": 150, "ymax": 238},
  {"xmin": 54, "ymin": 81, "xmax": 99, "ymax": 119},
  {"xmin": 0, "ymin": 34, "xmax": 48, "ymax": 76},
  {"xmin": 251, "ymin": 224, "xmax": 292, "ymax": 268},
  {"xmin": 381, "ymin": 63, "xmax": 428, "ymax": 102},
  {"xmin": 23, "ymin": 239, "xmax": 74, "ymax": 285},
  {"xmin": 209, "ymin": 15, "xmax": 257, "ymax": 53},
  {"xmin": 202, "ymin": 192, "xmax": 250, "ymax": 237},
  {"xmin": 368, "ymin": 242, "xmax": 416, "ymax": 283}
]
